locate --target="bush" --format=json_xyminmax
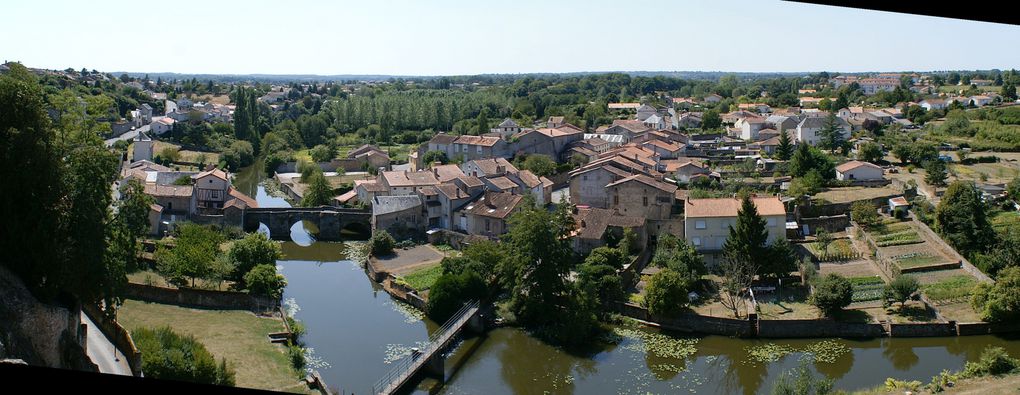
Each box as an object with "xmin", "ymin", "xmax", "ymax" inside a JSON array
[
  {"xmin": 962, "ymin": 346, "xmax": 1020, "ymax": 377},
  {"xmin": 287, "ymin": 344, "xmax": 306, "ymax": 373},
  {"xmin": 585, "ymin": 246, "xmax": 627, "ymax": 270},
  {"xmin": 426, "ymin": 271, "xmax": 487, "ymax": 322},
  {"xmin": 811, "ymin": 274, "xmax": 853, "ymax": 316},
  {"xmin": 229, "ymin": 232, "xmax": 282, "ymax": 284},
  {"xmin": 884, "ymin": 275, "xmax": 919, "ymax": 308},
  {"xmin": 133, "ymin": 326, "xmax": 236, "ymax": 386},
  {"xmin": 644, "ymin": 269, "xmax": 690, "ymax": 319},
  {"xmin": 369, "ymin": 230, "xmax": 396, "ymax": 256}
]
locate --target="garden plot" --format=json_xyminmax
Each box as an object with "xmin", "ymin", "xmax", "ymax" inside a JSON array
[
  {"xmin": 804, "ymin": 238, "xmax": 862, "ymax": 262},
  {"xmin": 907, "ymin": 270, "xmax": 984, "ymax": 322},
  {"xmin": 867, "ymin": 220, "xmax": 957, "ymax": 272},
  {"xmin": 818, "ymin": 261, "xmax": 882, "ymax": 279},
  {"xmin": 848, "ymin": 276, "xmax": 886, "ymax": 304}
]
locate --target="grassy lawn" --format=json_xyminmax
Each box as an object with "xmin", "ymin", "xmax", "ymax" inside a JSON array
[
  {"xmin": 754, "ymin": 284, "xmax": 820, "ymax": 320},
  {"xmin": 397, "ymin": 262, "xmax": 443, "ymax": 291},
  {"xmin": 991, "ymin": 210, "xmax": 1020, "ymax": 235},
  {"xmin": 127, "ymin": 269, "xmax": 235, "ymax": 290},
  {"xmin": 814, "ymin": 186, "xmax": 900, "ymax": 205},
  {"xmin": 936, "ymin": 301, "xmax": 984, "ymax": 323},
  {"xmin": 907, "ymin": 268, "xmax": 974, "ymax": 285},
  {"xmin": 149, "ymin": 141, "xmax": 220, "ymax": 164},
  {"xmin": 116, "ymin": 299, "xmax": 307, "ymax": 393},
  {"xmin": 949, "ymin": 162, "xmax": 1018, "ymax": 184}
]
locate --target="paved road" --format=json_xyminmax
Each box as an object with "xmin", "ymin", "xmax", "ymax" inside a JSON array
[
  {"xmin": 104, "ymin": 124, "xmax": 149, "ymax": 147},
  {"xmin": 80, "ymin": 311, "xmax": 132, "ymax": 376}
]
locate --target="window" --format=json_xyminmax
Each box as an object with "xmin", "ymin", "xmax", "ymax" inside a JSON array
[
  {"xmin": 211, "ymin": 190, "xmax": 220, "ymax": 199},
  {"xmin": 485, "ymin": 219, "xmax": 491, "ymax": 232},
  {"xmin": 614, "ymin": 195, "xmax": 619, "ymax": 205},
  {"xmin": 642, "ymin": 196, "xmax": 648, "ymax": 206},
  {"xmin": 695, "ymin": 220, "xmax": 706, "ymax": 229},
  {"xmin": 692, "ymin": 237, "xmax": 701, "ymax": 246},
  {"xmin": 476, "ymin": 146, "xmax": 482, "ymax": 154}
]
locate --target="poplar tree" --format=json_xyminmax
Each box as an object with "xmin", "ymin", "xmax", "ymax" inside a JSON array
[{"xmin": 776, "ymin": 131, "xmax": 793, "ymax": 160}]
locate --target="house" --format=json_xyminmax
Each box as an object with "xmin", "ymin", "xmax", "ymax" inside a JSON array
[
  {"xmin": 462, "ymin": 157, "xmax": 516, "ymax": 178},
  {"xmin": 347, "ymin": 145, "xmax": 391, "ymax": 170},
  {"xmin": 132, "ymin": 131, "xmax": 154, "ymax": 162},
  {"xmin": 150, "ymin": 117, "xmax": 175, "ymax": 135},
  {"xmin": 491, "ymin": 118, "xmax": 521, "ymax": 138},
  {"xmin": 569, "ymin": 161, "xmax": 639, "ymax": 208},
  {"xmin": 735, "ymin": 115, "xmax": 768, "ymax": 140},
  {"xmin": 139, "ymin": 104, "xmax": 153, "ymax": 123},
  {"xmin": 192, "ymin": 168, "xmax": 230, "ymax": 211},
  {"xmin": 353, "ymin": 179, "xmax": 390, "ymax": 205},
  {"xmin": 379, "ymin": 170, "xmax": 441, "ymax": 195},
  {"xmin": 547, "ymin": 116, "xmax": 565, "ymax": 128},
  {"xmin": 513, "ymin": 127, "xmax": 583, "ymax": 160},
  {"xmin": 164, "ymin": 100, "xmax": 178, "ymax": 115},
  {"xmin": 970, "ymin": 95, "xmax": 994, "ymax": 107},
  {"xmin": 920, "ymin": 99, "xmax": 947, "ymax": 111},
  {"xmin": 454, "ymin": 191, "xmax": 525, "ymax": 239},
  {"xmin": 703, "ymin": 94, "xmax": 722, "ymax": 103},
  {"xmin": 684, "ymin": 196, "xmax": 786, "ymax": 255},
  {"xmin": 675, "ymin": 112, "xmax": 702, "ymax": 129},
  {"xmin": 795, "ymin": 115, "xmax": 850, "ymax": 146},
  {"xmin": 571, "ymin": 207, "xmax": 647, "ymax": 255},
  {"xmin": 977, "ymin": 183, "xmax": 1008, "ymax": 202},
  {"xmin": 143, "ymin": 184, "xmax": 194, "ymax": 215},
  {"xmin": 888, "ymin": 196, "xmax": 910, "ymax": 217},
  {"xmin": 432, "ymin": 179, "xmax": 484, "ymax": 229},
  {"xmin": 600, "ymin": 120, "xmax": 652, "ymax": 142},
  {"xmin": 608, "ymin": 102, "xmax": 642, "ymax": 110},
  {"xmin": 451, "ymin": 135, "xmax": 510, "ymax": 162},
  {"xmin": 859, "ymin": 78, "xmax": 900, "ymax": 95},
  {"xmin": 799, "ymin": 97, "xmax": 827, "ymax": 107},
  {"xmin": 662, "ymin": 160, "xmax": 710, "ymax": 183},
  {"xmin": 641, "ymin": 113, "xmax": 668, "ymax": 130},
  {"xmin": 636, "ymin": 104, "xmax": 658, "ymax": 121},
  {"xmin": 605, "ymin": 174, "xmax": 678, "ymax": 222},
  {"xmin": 640, "ymin": 139, "xmax": 684, "ymax": 159},
  {"xmin": 765, "ymin": 115, "xmax": 800, "ymax": 133},
  {"xmin": 372, "ymin": 195, "xmax": 425, "ymax": 236},
  {"xmin": 835, "ymin": 161, "xmax": 884, "ymax": 181}
]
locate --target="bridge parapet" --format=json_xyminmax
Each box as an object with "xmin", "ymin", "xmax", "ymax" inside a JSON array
[{"xmin": 242, "ymin": 206, "xmax": 371, "ymax": 241}]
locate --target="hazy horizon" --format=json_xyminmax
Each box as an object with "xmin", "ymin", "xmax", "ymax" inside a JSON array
[{"xmin": 4, "ymin": 0, "xmax": 1020, "ymax": 76}]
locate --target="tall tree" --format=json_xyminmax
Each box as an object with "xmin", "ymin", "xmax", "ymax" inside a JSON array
[
  {"xmin": 924, "ymin": 159, "xmax": 948, "ymax": 187},
  {"xmin": 300, "ymin": 171, "xmax": 333, "ymax": 207},
  {"xmin": 719, "ymin": 195, "xmax": 769, "ymax": 316},
  {"xmin": 775, "ymin": 130, "xmax": 793, "ymax": 160},
  {"xmin": 817, "ymin": 112, "xmax": 846, "ymax": 151},
  {"xmin": 935, "ymin": 181, "xmax": 996, "ymax": 259}
]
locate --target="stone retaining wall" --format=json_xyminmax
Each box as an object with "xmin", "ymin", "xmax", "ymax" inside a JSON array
[
  {"xmin": 757, "ymin": 319, "xmax": 885, "ymax": 338},
  {"xmin": 613, "ymin": 303, "xmax": 754, "ymax": 337},
  {"xmin": 888, "ymin": 322, "xmax": 957, "ymax": 337},
  {"xmin": 799, "ymin": 214, "xmax": 850, "ymax": 235},
  {"xmin": 124, "ymin": 283, "xmax": 278, "ymax": 313}
]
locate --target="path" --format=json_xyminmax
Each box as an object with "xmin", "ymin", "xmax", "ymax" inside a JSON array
[{"xmin": 80, "ymin": 311, "xmax": 132, "ymax": 376}]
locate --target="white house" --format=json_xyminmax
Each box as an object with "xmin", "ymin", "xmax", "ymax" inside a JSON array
[
  {"xmin": 132, "ymin": 131, "xmax": 154, "ymax": 162},
  {"xmin": 919, "ymin": 99, "xmax": 947, "ymax": 111},
  {"xmin": 835, "ymin": 160, "xmax": 884, "ymax": 181},
  {"xmin": 150, "ymin": 117, "xmax": 175, "ymax": 135},
  {"xmin": 636, "ymin": 104, "xmax": 657, "ymax": 121},
  {"xmin": 795, "ymin": 115, "xmax": 850, "ymax": 146},
  {"xmin": 684, "ymin": 196, "xmax": 787, "ymax": 255}
]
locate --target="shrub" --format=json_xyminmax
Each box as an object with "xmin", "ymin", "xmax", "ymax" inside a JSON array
[
  {"xmin": 971, "ymin": 266, "xmax": 1020, "ymax": 322},
  {"xmin": 287, "ymin": 343, "xmax": 306, "ymax": 373},
  {"xmin": 771, "ymin": 361, "xmax": 834, "ymax": 395},
  {"xmin": 962, "ymin": 346, "xmax": 1020, "ymax": 377},
  {"xmin": 229, "ymin": 232, "xmax": 282, "ymax": 283},
  {"xmin": 133, "ymin": 326, "xmax": 236, "ymax": 386},
  {"xmin": 585, "ymin": 246, "xmax": 627, "ymax": 270},
  {"xmin": 243, "ymin": 264, "xmax": 287, "ymax": 299},
  {"xmin": 811, "ymin": 274, "xmax": 853, "ymax": 316},
  {"xmin": 369, "ymin": 230, "xmax": 396, "ymax": 256},
  {"xmin": 644, "ymin": 269, "xmax": 690, "ymax": 319}
]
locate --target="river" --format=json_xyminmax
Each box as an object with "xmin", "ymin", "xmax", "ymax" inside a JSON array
[{"xmin": 234, "ymin": 164, "xmax": 1020, "ymax": 395}]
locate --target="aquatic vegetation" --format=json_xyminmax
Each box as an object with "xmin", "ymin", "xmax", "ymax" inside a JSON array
[
  {"xmin": 612, "ymin": 327, "xmax": 699, "ymax": 360},
  {"xmin": 390, "ymin": 300, "xmax": 426, "ymax": 323},
  {"xmin": 745, "ymin": 343, "xmax": 796, "ymax": 364},
  {"xmin": 283, "ymin": 297, "xmax": 301, "ymax": 318},
  {"xmin": 744, "ymin": 340, "xmax": 850, "ymax": 365},
  {"xmin": 302, "ymin": 347, "xmax": 331, "ymax": 372},
  {"xmin": 802, "ymin": 340, "xmax": 851, "ymax": 364},
  {"xmin": 383, "ymin": 341, "xmax": 429, "ymax": 364}
]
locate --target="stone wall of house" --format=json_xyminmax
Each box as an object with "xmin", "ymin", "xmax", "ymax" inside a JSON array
[{"xmin": 124, "ymin": 283, "xmax": 277, "ymax": 313}]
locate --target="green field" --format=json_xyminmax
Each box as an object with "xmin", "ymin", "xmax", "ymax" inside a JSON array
[
  {"xmin": 117, "ymin": 299, "xmax": 308, "ymax": 393},
  {"xmin": 893, "ymin": 253, "xmax": 944, "ymax": 270},
  {"xmin": 919, "ymin": 275, "xmax": 979, "ymax": 305}
]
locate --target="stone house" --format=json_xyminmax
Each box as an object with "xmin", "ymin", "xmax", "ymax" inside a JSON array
[
  {"xmin": 605, "ymin": 174, "xmax": 678, "ymax": 221},
  {"xmin": 372, "ymin": 195, "xmax": 425, "ymax": 236},
  {"xmin": 684, "ymin": 196, "xmax": 786, "ymax": 256},
  {"xmin": 454, "ymin": 191, "xmax": 524, "ymax": 239},
  {"xmin": 572, "ymin": 207, "xmax": 647, "ymax": 255}
]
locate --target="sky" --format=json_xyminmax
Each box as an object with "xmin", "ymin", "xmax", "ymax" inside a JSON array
[{"xmin": 3, "ymin": 0, "xmax": 1020, "ymax": 76}]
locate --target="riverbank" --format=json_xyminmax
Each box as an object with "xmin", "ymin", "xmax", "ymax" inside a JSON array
[{"xmin": 116, "ymin": 299, "xmax": 311, "ymax": 393}]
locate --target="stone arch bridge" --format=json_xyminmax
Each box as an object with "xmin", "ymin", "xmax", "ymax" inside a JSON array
[{"xmin": 242, "ymin": 207, "xmax": 372, "ymax": 241}]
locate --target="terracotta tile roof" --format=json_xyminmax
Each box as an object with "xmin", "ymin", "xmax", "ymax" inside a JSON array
[
  {"xmin": 605, "ymin": 174, "xmax": 678, "ymax": 194},
  {"xmin": 835, "ymin": 160, "xmax": 882, "ymax": 173},
  {"xmin": 437, "ymin": 183, "xmax": 472, "ymax": 200},
  {"xmin": 193, "ymin": 168, "xmax": 228, "ymax": 181},
  {"xmin": 662, "ymin": 159, "xmax": 706, "ymax": 172},
  {"xmin": 609, "ymin": 120, "xmax": 651, "ymax": 133},
  {"xmin": 428, "ymin": 133, "xmax": 459, "ymax": 145},
  {"xmin": 685, "ymin": 196, "xmax": 786, "ymax": 218},
  {"xmin": 460, "ymin": 191, "xmax": 524, "ymax": 219},
  {"xmin": 642, "ymin": 139, "xmax": 682, "ymax": 152},
  {"xmin": 574, "ymin": 207, "xmax": 645, "ymax": 240},
  {"xmin": 466, "ymin": 158, "xmax": 517, "ymax": 177},
  {"xmin": 454, "ymin": 135, "xmax": 501, "ymax": 147},
  {"xmin": 431, "ymin": 164, "xmax": 466, "ymax": 182},
  {"xmin": 227, "ymin": 187, "xmax": 258, "ymax": 208},
  {"xmin": 355, "ymin": 179, "xmax": 389, "ymax": 192},
  {"xmin": 144, "ymin": 184, "xmax": 193, "ymax": 197},
  {"xmin": 608, "ymin": 102, "xmax": 642, "ymax": 109},
  {"xmin": 380, "ymin": 170, "xmax": 440, "ymax": 187},
  {"xmin": 486, "ymin": 176, "xmax": 519, "ymax": 191},
  {"xmin": 335, "ymin": 189, "xmax": 357, "ymax": 204},
  {"xmin": 455, "ymin": 175, "xmax": 485, "ymax": 189}
]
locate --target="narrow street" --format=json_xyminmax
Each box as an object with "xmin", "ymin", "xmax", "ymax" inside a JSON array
[{"xmin": 80, "ymin": 311, "xmax": 132, "ymax": 376}]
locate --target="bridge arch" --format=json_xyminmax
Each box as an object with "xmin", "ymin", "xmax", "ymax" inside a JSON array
[{"xmin": 243, "ymin": 207, "xmax": 371, "ymax": 241}]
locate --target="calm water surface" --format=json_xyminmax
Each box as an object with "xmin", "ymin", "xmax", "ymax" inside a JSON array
[{"xmin": 236, "ymin": 165, "xmax": 1020, "ymax": 395}]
